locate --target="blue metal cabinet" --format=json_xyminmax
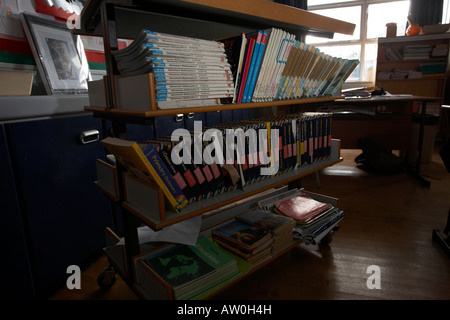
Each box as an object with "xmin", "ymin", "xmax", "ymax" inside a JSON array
[
  {"xmin": 1, "ymin": 124, "xmax": 36, "ymax": 299},
  {"xmin": 221, "ymin": 110, "xmax": 233, "ymax": 123},
  {"xmin": 241, "ymin": 108, "xmax": 255, "ymax": 120},
  {"xmin": 205, "ymin": 111, "xmax": 222, "ymax": 127},
  {"xmin": 5, "ymin": 115, "xmax": 113, "ymax": 298},
  {"xmin": 232, "ymin": 109, "xmax": 243, "ymax": 122},
  {"xmin": 126, "ymin": 122, "xmax": 155, "ymax": 142},
  {"xmin": 184, "ymin": 112, "xmax": 206, "ymax": 130},
  {"xmin": 154, "ymin": 114, "xmax": 186, "ymax": 137}
]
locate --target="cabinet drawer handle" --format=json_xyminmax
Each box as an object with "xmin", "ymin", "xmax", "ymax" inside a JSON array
[
  {"xmin": 79, "ymin": 130, "xmax": 100, "ymax": 144},
  {"xmin": 187, "ymin": 113, "xmax": 194, "ymax": 119},
  {"xmin": 174, "ymin": 114, "xmax": 184, "ymax": 122}
]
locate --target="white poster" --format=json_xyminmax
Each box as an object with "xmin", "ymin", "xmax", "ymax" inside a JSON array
[{"xmin": 0, "ymin": 0, "xmax": 24, "ymax": 39}]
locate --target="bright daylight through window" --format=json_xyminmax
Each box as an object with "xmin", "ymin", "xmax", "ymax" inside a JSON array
[{"xmin": 306, "ymin": 0, "xmax": 412, "ymax": 86}]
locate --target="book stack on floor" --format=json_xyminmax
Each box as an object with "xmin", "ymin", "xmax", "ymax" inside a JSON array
[
  {"xmin": 212, "ymin": 210, "xmax": 296, "ymax": 265},
  {"xmin": 134, "ymin": 236, "xmax": 239, "ymax": 300},
  {"xmin": 273, "ymin": 193, "xmax": 344, "ymax": 244},
  {"xmin": 112, "ymin": 29, "xmax": 234, "ymax": 108}
]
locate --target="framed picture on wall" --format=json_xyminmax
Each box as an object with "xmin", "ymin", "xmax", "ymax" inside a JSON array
[{"xmin": 20, "ymin": 13, "xmax": 91, "ymax": 94}]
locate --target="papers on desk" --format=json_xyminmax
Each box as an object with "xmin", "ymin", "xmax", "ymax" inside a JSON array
[{"xmin": 341, "ymin": 87, "xmax": 371, "ymax": 98}]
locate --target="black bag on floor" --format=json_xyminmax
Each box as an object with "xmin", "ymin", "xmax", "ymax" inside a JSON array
[{"xmin": 355, "ymin": 138, "xmax": 405, "ymax": 174}]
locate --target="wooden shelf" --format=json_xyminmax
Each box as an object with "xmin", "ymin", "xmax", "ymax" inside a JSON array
[
  {"xmin": 378, "ymin": 33, "xmax": 450, "ymax": 44},
  {"xmin": 377, "ymin": 58, "xmax": 448, "ymax": 63},
  {"xmin": 375, "ymin": 34, "xmax": 450, "ymax": 100},
  {"xmin": 79, "ymin": 0, "xmax": 355, "ymax": 37},
  {"xmin": 85, "ymin": 96, "xmax": 344, "ymax": 119},
  {"xmin": 377, "ymin": 77, "xmax": 445, "ymax": 81},
  {"xmin": 129, "ymin": 186, "xmax": 340, "ymax": 300},
  {"xmin": 132, "ymin": 237, "xmax": 302, "ymax": 300},
  {"xmin": 120, "ymin": 139, "xmax": 342, "ymax": 230},
  {"xmin": 83, "ymin": 0, "xmax": 351, "ymax": 299}
]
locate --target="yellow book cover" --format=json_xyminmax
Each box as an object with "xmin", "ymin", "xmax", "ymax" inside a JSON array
[{"xmin": 101, "ymin": 137, "xmax": 188, "ymax": 212}]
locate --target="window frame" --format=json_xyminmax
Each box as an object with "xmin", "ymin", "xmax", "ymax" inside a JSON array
[{"xmin": 307, "ymin": 0, "xmax": 411, "ymax": 88}]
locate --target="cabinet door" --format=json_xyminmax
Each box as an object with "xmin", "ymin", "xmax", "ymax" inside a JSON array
[
  {"xmin": 6, "ymin": 115, "xmax": 113, "ymax": 297},
  {"xmin": 221, "ymin": 110, "xmax": 233, "ymax": 123},
  {"xmin": 154, "ymin": 114, "xmax": 186, "ymax": 137},
  {"xmin": 0, "ymin": 124, "xmax": 36, "ymax": 298},
  {"xmin": 232, "ymin": 109, "xmax": 243, "ymax": 122},
  {"xmin": 184, "ymin": 112, "xmax": 205, "ymax": 130},
  {"xmin": 205, "ymin": 111, "xmax": 222, "ymax": 126},
  {"xmin": 126, "ymin": 122, "xmax": 155, "ymax": 141},
  {"xmin": 241, "ymin": 108, "xmax": 255, "ymax": 120}
]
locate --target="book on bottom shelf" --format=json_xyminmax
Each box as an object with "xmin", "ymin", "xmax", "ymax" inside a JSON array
[
  {"xmin": 257, "ymin": 187, "xmax": 344, "ymax": 246},
  {"xmin": 211, "ymin": 219, "xmax": 275, "ymax": 265},
  {"xmin": 236, "ymin": 209, "xmax": 296, "ymax": 236},
  {"xmin": 134, "ymin": 236, "xmax": 240, "ymax": 300},
  {"xmin": 212, "ymin": 220, "xmax": 273, "ymax": 251},
  {"xmin": 273, "ymin": 192, "xmax": 334, "ymax": 224},
  {"xmin": 235, "ymin": 209, "xmax": 296, "ymax": 254}
]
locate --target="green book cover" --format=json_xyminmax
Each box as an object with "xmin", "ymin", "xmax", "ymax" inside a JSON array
[{"xmin": 144, "ymin": 237, "xmax": 235, "ymax": 288}]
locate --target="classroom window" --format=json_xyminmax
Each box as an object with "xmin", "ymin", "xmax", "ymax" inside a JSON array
[{"xmin": 306, "ymin": 0, "xmax": 411, "ymax": 85}]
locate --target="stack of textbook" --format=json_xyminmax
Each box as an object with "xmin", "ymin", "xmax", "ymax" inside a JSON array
[
  {"xmin": 219, "ymin": 28, "xmax": 359, "ymax": 103},
  {"xmin": 273, "ymin": 192, "xmax": 344, "ymax": 244},
  {"xmin": 108, "ymin": 28, "xmax": 358, "ymax": 110},
  {"xmin": 236, "ymin": 209, "xmax": 296, "ymax": 254},
  {"xmin": 113, "ymin": 29, "xmax": 234, "ymax": 108},
  {"xmin": 212, "ymin": 219, "xmax": 274, "ymax": 265},
  {"xmin": 134, "ymin": 236, "xmax": 239, "ymax": 300}
]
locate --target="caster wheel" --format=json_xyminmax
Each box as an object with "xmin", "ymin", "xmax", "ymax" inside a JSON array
[{"xmin": 98, "ymin": 266, "xmax": 116, "ymax": 288}]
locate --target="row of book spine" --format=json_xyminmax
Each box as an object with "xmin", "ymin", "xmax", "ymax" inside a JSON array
[
  {"xmin": 112, "ymin": 29, "xmax": 234, "ymax": 109},
  {"xmin": 112, "ymin": 28, "xmax": 358, "ymax": 110},
  {"xmin": 144, "ymin": 112, "xmax": 333, "ymax": 208},
  {"xmin": 219, "ymin": 28, "xmax": 359, "ymax": 103}
]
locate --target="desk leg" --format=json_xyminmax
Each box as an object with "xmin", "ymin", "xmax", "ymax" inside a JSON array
[{"xmin": 409, "ymin": 101, "xmax": 431, "ymax": 188}]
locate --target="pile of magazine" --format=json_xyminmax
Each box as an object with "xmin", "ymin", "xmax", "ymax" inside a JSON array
[
  {"xmin": 258, "ymin": 188, "xmax": 344, "ymax": 246},
  {"xmin": 113, "ymin": 29, "xmax": 235, "ymax": 108}
]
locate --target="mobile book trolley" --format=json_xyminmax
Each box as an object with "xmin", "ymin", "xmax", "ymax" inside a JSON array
[{"xmin": 78, "ymin": 0, "xmax": 355, "ymax": 299}]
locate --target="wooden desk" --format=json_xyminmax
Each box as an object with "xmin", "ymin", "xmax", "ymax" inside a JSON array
[{"xmin": 329, "ymin": 95, "xmax": 439, "ymax": 187}]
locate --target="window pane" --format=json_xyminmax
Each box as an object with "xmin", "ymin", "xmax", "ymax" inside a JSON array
[
  {"xmin": 367, "ymin": 1, "xmax": 410, "ymax": 39},
  {"xmin": 305, "ymin": 6, "xmax": 360, "ymax": 43},
  {"xmin": 443, "ymin": 0, "xmax": 450, "ymax": 24},
  {"xmin": 308, "ymin": 0, "xmax": 357, "ymax": 6},
  {"xmin": 316, "ymin": 45, "xmax": 361, "ymax": 81},
  {"xmin": 363, "ymin": 43, "xmax": 377, "ymax": 82}
]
